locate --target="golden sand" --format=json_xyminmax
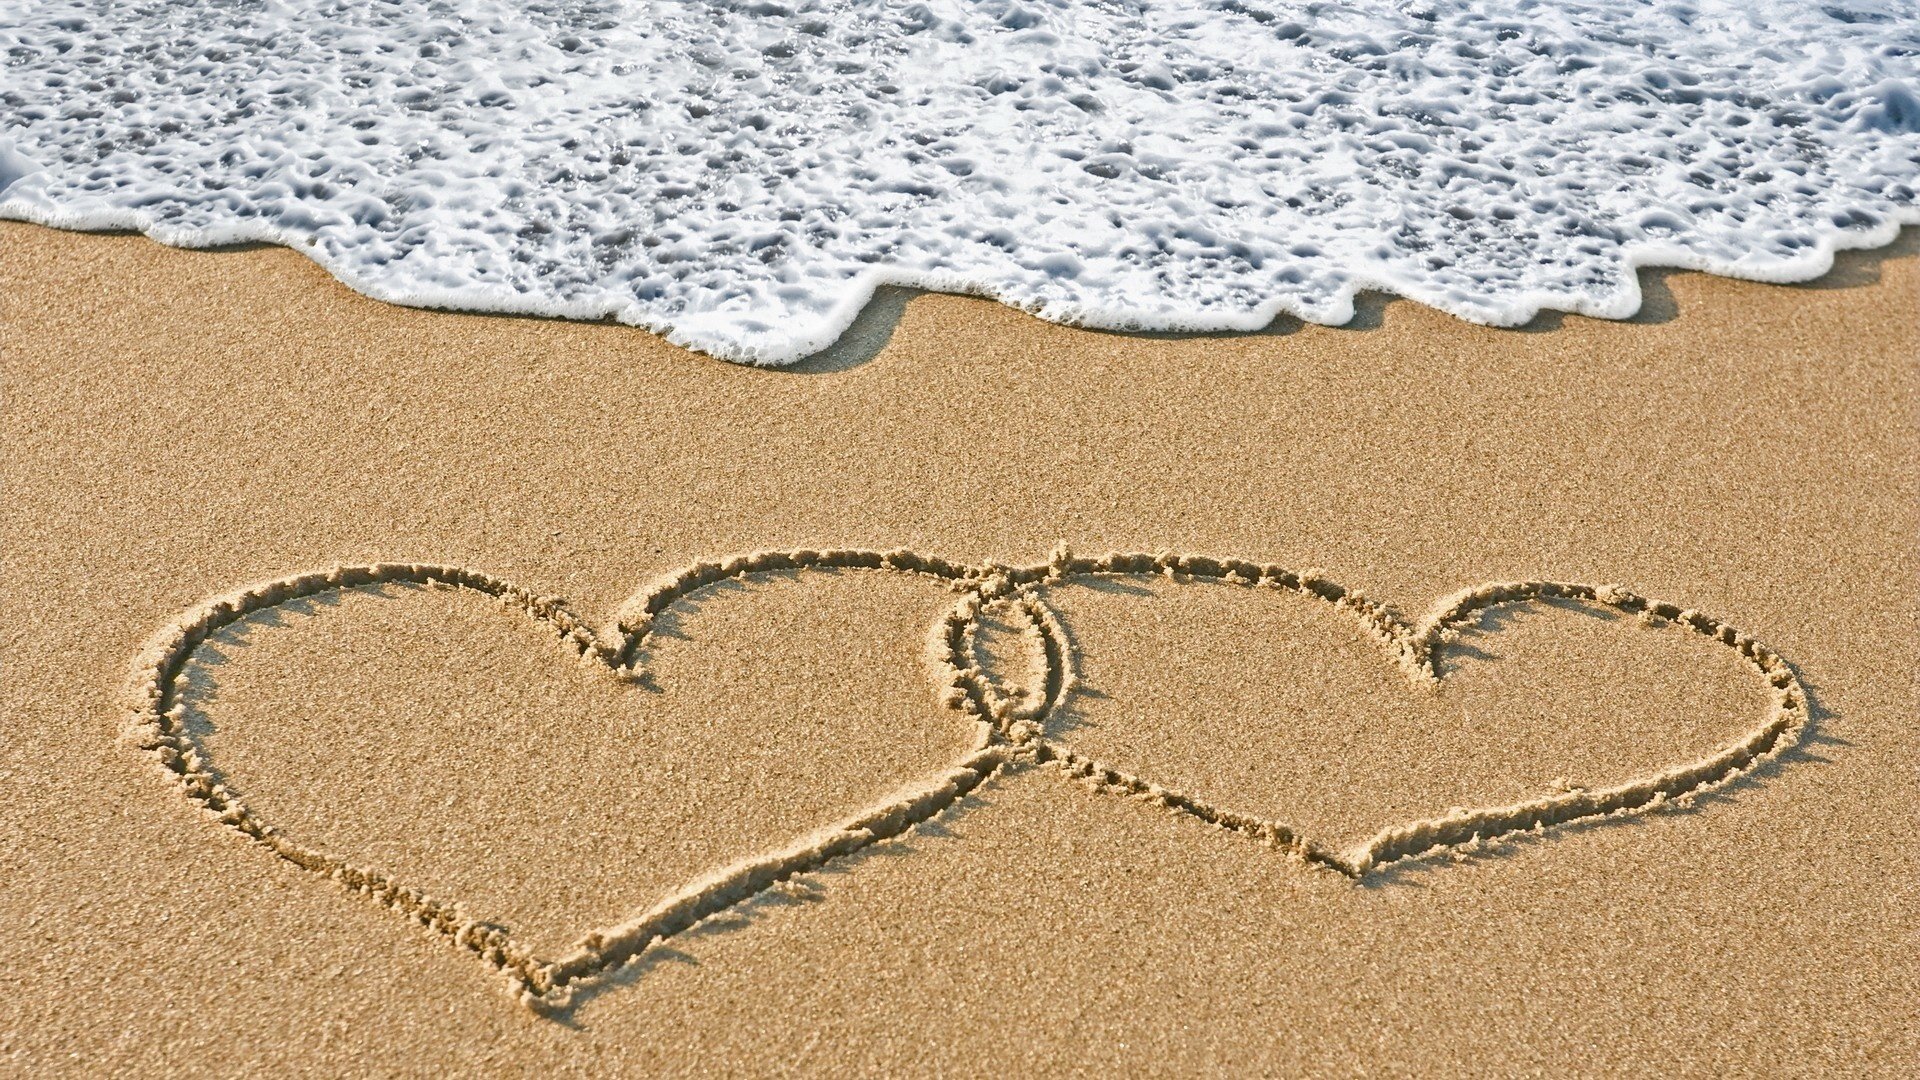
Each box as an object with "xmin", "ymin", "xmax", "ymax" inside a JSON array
[{"xmin": 3, "ymin": 221, "xmax": 1915, "ymax": 1073}]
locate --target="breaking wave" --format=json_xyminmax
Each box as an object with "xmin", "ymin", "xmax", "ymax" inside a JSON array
[{"xmin": 3, "ymin": 0, "xmax": 1916, "ymax": 363}]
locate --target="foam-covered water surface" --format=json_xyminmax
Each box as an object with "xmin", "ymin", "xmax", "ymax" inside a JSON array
[{"xmin": 3, "ymin": 1, "xmax": 1916, "ymax": 363}]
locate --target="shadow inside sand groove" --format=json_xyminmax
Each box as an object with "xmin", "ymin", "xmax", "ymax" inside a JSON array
[
  {"xmin": 543, "ymin": 776, "xmax": 1008, "ymax": 1019},
  {"xmin": 1353, "ymin": 673, "xmax": 1837, "ymax": 889}
]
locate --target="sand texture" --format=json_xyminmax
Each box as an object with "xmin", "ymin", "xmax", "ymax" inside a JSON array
[{"xmin": 3, "ymin": 221, "xmax": 1916, "ymax": 1074}]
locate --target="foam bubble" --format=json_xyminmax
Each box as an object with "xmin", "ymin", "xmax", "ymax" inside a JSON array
[{"xmin": 3, "ymin": 1, "xmax": 1915, "ymax": 363}]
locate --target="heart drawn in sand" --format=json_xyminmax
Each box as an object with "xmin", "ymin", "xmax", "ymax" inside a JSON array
[
  {"xmin": 953, "ymin": 552, "xmax": 1812, "ymax": 878},
  {"xmin": 128, "ymin": 547, "xmax": 1809, "ymax": 1008}
]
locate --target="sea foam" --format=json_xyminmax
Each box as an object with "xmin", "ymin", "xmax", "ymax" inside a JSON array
[{"xmin": 3, "ymin": 1, "xmax": 1916, "ymax": 363}]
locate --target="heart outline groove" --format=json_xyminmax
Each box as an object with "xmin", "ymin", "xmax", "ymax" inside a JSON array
[{"xmin": 127, "ymin": 546, "xmax": 1810, "ymax": 1008}]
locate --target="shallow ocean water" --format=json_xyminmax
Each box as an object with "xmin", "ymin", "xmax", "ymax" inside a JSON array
[{"xmin": 3, "ymin": 0, "xmax": 1916, "ymax": 363}]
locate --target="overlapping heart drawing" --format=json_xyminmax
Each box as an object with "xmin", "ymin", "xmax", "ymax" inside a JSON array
[{"xmin": 127, "ymin": 547, "xmax": 1809, "ymax": 1009}]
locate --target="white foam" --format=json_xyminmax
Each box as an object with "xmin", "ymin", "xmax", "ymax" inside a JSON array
[{"xmin": 3, "ymin": 0, "xmax": 1915, "ymax": 364}]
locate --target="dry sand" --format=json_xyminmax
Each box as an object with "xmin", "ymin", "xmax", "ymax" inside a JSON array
[{"xmin": 2, "ymin": 220, "xmax": 1915, "ymax": 1074}]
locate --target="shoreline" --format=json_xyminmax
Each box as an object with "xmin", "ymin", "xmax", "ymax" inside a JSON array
[{"xmin": 4, "ymin": 211, "xmax": 1913, "ymax": 366}]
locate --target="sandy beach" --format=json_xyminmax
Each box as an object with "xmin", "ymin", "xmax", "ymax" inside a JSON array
[{"xmin": 3, "ymin": 219, "xmax": 1915, "ymax": 1073}]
